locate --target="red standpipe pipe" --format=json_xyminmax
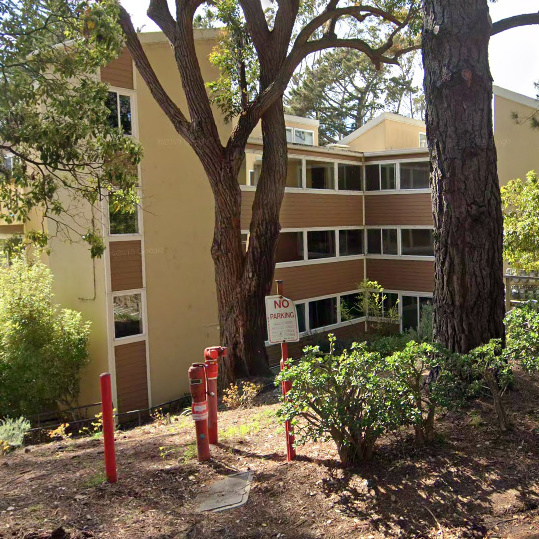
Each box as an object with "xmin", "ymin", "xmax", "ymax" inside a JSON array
[
  {"xmin": 204, "ymin": 346, "xmax": 227, "ymax": 445},
  {"xmin": 188, "ymin": 363, "xmax": 211, "ymax": 461},
  {"xmin": 99, "ymin": 373, "xmax": 118, "ymax": 483}
]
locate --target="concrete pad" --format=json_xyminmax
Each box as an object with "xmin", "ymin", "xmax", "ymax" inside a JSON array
[{"xmin": 196, "ymin": 471, "xmax": 254, "ymax": 513}]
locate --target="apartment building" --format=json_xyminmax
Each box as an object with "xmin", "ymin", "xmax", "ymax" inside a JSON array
[{"xmin": 1, "ymin": 29, "xmax": 539, "ymax": 415}]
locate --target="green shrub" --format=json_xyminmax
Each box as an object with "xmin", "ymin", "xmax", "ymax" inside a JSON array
[
  {"xmin": 505, "ymin": 301, "xmax": 539, "ymax": 371},
  {"xmin": 406, "ymin": 303, "xmax": 434, "ymax": 343},
  {"xmin": 0, "ymin": 255, "xmax": 91, "ymax": 418},
  {"xmin": 386, "ymin": 341, "xmax": 463, "ymax": 444},
  {"xmin": 0, "ymin": 417, "xmax": 31, "ymax": 453},
  {"xmin": 367, "ymin": 333, "xmax": 411, "ymax": 356},
  {"xmin": 276, "ymin": 335, "xmax": 413, "ymax": 464}
]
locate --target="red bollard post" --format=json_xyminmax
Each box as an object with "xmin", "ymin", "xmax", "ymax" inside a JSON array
[
  {"xmin": 188, "ymin": 364, "xmax": 211, "ymax": 461},
  {"xmin": 99, "ymin": 373, "xmax": 117, "ymax": 483},
  {"xmin": 276, "ymin": 280, "xmax": 296, "ymax": 462},
  {"xmin": 204, "ymin": 346, "xmax": 227, "ymax": 445}
]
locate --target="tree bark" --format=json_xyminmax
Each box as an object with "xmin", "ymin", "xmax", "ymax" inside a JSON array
[{"xmin": 422, "ymin": 0, "xmax": 505, "ymax": 353}]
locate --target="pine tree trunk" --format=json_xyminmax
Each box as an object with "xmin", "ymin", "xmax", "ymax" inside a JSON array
[{"xmin": 422, "ymin": 0, "xmax": 505, "ymax": 353}]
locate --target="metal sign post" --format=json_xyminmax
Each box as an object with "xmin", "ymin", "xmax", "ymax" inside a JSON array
[{"xmin": 269, "ymin": 280, "xmax": 297, "ymax": 462}]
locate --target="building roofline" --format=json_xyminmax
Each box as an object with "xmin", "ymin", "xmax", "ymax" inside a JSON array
[
  {"xmin": 284, "ymin": 114, "xmax": 320, "ymax": 127},
  {"xmin": 494, "ymin": 85, "xmax": 539, "ymax": 110},
  {"xmin": 338, "ymin": 113, "xmax": 425, "ymax": 145},
  {"xmin": 138, "ymin": 29, "xmax": 220, "ymax": 44}
]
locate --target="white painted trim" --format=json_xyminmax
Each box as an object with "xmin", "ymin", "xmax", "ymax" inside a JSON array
[
  {"xmin": 284, "ymin": 113, "xmax": 320, "ymax": 127},
  {"xmin": 239, "ymin": 184, "xmax": 363, "ymax": 196},
  {"xmin": 366, "ymin": 254, "xmax": 435, "ymax": 262},
  {"xmin": 138, "ymin": 29, "xmax": 220, "ymax": 44},
  {"xmin": 276, "ymin": 254, "xmax": 365, "ymax": 269}
]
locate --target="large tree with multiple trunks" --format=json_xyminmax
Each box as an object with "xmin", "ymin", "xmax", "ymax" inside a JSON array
[
  {"xmin": 422, "ymin": 0, "xmax": 539, "ymax": 353},
  {"xmin": 117, "ymin": 0, "xmax": 421, "ymax": 385}
]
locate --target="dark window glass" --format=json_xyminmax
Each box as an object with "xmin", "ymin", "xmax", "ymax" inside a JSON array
[
  {"xmin": 306, "ymin": 161, "xmax": 334, "ymax": 189},
  {"xmin": 114, "ymin": 294, "xmax": 143, "ymax": 338},
  {"xmin": 382, "ymin": 229, "xmax": 398, "ymax": 255},
  {"xmin": 241, "ymin": 233, "xmax": 248, "ymax": 252},
  {"xmin": 109, "ymin": 196, "xmax": 138, "ymax": 235},
  {"xmin": 309, "ymin": 297, "xmax": 337, "ymax": 329},
  {"xmin": 367, "ymin": 229, "xmax": 382, "ymax": 254},
  {"xmin": 401, "ymin": 229, "xmax": 434, "ymax": 256},
  {"xmin": 381, "ymin": 164, "xmax": 396, "ymax": 190},
  {"xmin": 119, "ymin": 95, "xmax": 132, "ymax": 135},
  {"xmin": 365, "ymin": 164, "xmax": 379, "ymax": 191},
  {"xmin": 400, "ymin": 161, "xmax": 430, "ymax": 189},
  {"xmin": 383, "ymin": 292, "xmax": 399, "ymax": 314},
  {"xmin": 419, "ymin": 297, "xmax": 432, "ymax": 310},
  {"xmin": 106, "ymin": 91, "xmax": 118, "ymax": 129},
  {"xmin": 338, "ymin": 164, "xmax": 362, "ymax": 191},
  {"xmin": 276, "ymin": 232, "xmax": 304, "ymax": 263},
  {"xmin": 339, "ymin": 229, "xmax": 363, "ymax": 256},
  {"xmin": 307, "ymin": 230, "xmax": 335, "ymax": 259},
  {"xmin": 296, "ymin": 303, "xmax": 306, "ymax": 333},
  {"xmin": 402, "ymin": 295, "xmax": 419, "ymax": 331},
  {"xmin": 341, "ymin": 293, "xmax": 364, "ymax": 321}
]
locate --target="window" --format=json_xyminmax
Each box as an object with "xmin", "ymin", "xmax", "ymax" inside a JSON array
[
  {"xmin": 339, "ymin": 229, "xmax": 363, "ymax": 256},
  {"xmin": 109, "ymin": 196, "xmax": 139, "ymax": 235},
  {"xmin": 383, "ymin": 292, "xmax": 399, "ymax": 315},
  {"xmin": 276, "ymin": 232, "xmax": 304, "ymax": 263},
  {"xmin": 107, "ymin": 91, "xmax": 132, "ymax": 135},
  {"xmin": 306, "ymin": 161, "xmax": 334, "ymax": 189},
  {"xmin": 286, "ymin": 127, "xmax": 293, "ymax": 143},
  {"xmin": 367, "ymin": 229, "xmax": 397, "ymax": 255},
  {"xmin": 401, "ymin": 229, "xmax": 434, "ymax": 256},
  {"xmin": 251, "ymin": 164, "xmax": 262, "ymax": 186},
  {"xmin": 296, "ymin": 303, "xmax": 306, "ymax": 333},
  {"xmin": 241, "ymin": 233, "xmax": 248, "ymax": 252},
  {"xmin": 341, "ymin": 293, "xmax": 364, "ymax": 321},
  {"xmin": 419, "ymin": 133, "xmax": 427, "ymax": 148},
  {"xmin": 294, "ymin": 128, "xmax": 314, "ymax": 146},
  {"xmin": 3, "ymin": 154, "xmax": 14, "ymax": 172},
  {"xmin": 286, "ymin": 158, "xmax": 303, "ymax": 188},
  {"xmin": 382, "ymin": 229, "xmax": 398, "ymax": 255},
  {"xmin": 367, "ymin": 229, "xmax": 382, "ymax": 254},
  {"xmin": 402, "ymin": 295, "xmax": 419, "ymax": 331},
  {"xmin": 365, "ymin": 163, "xmax": 396, "ymax": 190},
  {"xmin": 338, "ymin": 164, "xmax": 362, "ymax": 191},
  {"xmin": 400, "ymin": 161, "xmax": 430, "ymax": 189},
  {"xmin": 307, "ymin": 230, "xmax": 335, "ymax": 259},
  {"xmin": 248, "ymin": 170, "xmax": 256, "ymax": 186},
  {"xmin": 114, "ymin": 294, "xmax": 143, "ymax": 338},
  {"xmin": 309, "ymin": 297, "xmax": 337, "ymax": 329}
]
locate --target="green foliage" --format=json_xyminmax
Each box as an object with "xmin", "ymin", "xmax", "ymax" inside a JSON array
[
  {"xmin": 502, "ymin": 171, "xmax": 539, "ymax": 272},
  {"xmin": 0, "ymin": 417, "xmax": 31, "ymax": 453},
  {"xmin": 276, "ymin": 335, "xmax": 414, "ymax": 464},
  {"xmin": 358, "ymin": 279, "xmax": 400, "ymax": 336},
  {"xmin": 386, "ymin": 342, "xmax": 462, "ymax": 443},
  {"xmin": 505, "ymin": 301, "xmax": 539, "ymax": 371},
  {"xmin": 367, "ymin": 333, "xmax": 412, "ymax": 355},
  {"xmin": 406, "ymin": 302, "xmax": 434, "ymax": 343},
  {"xmin": 287, "ymin": 49, "xmax": 423, "ymax": 144},
  {"xmin": 0, "ymin": 255, "xmax": 91, "ymax": 418},
  {"xmin": 0, "ymin": 0, "xmax": 142, "ymax": 255}
]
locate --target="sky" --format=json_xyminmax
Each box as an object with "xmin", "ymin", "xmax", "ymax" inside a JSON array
[{"xmin": 120, "ymin": 0, "xmax": 539, "ymax": 99}]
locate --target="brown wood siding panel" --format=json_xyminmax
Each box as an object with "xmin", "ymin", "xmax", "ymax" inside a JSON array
[
  {"xmin": 109, "ymin": 240, "xmax": 143, "ymax": 292},
  {"xmin": 100, "ymin": 48, "xmax": 133, "ymax": 89},
  {"xmin": 365, "ymin": 194, "xmax": 433, "ymax": 226},
  {"xmin": 241, "ymin": 191, "xmax": 363, "ymax": 229},
  {"xmin": 267, "ymin": 322, "xmax": 366, "ymax": 366},
  {"xmin": 0, "ymin": 224, "xmax": 24, "ymax": 234},
  {"xmin": 271, "ymin": 259, "xmax": 364, "ymax": 301},
  {"xmin": 366, "ymin": 259, "xmax": 434, "ymax": 293},
  {"xmin": 114, "ymin": 340, "xmax": 148, "ymax": 414}
]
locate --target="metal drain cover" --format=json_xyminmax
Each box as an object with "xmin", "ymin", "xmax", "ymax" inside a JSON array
[{"xmin": 196, "ymin": 471, "xmax": 254, "ymax": 512}]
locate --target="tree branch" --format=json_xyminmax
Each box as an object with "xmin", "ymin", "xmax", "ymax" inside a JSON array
[
  {"xmin": 491, "ymin": 12, "xmax": 539, "ymax": 36},
  {"xmin": 118, "ymin": 6, "xmax": 190, "ymax": 138},
  {"xmin": 147, "ymin": 0, "xmax": 177, "ymax": 42},
  {"xmin": 238, "ymin": 0, "xmax": 271, "ymax": 59}
]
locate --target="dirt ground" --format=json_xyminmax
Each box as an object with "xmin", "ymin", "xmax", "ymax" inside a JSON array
[{"xmin": 2, "ymin": 368, "xmax": 539, "ymax": 539}]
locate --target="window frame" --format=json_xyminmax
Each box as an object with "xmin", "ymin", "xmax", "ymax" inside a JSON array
[
  {"xmin": 365, "ymin": 226, "xmax": 435, "ymax": 260},
  {"xmin": 419, "ymin": 132, "xmax": 427, "ymax": 148},
  {"xmin": 107, "ymin": 87, "xmax": 138, "ymax": 138},
  {"xmin": 107, "ymin": 187, "xmax": 143, "ymax": 239},
  {"xmin": 364, "ymin": 158, "xmax": 431, "ymax": 193},
  {"xmin": 292, "ymin": 127, "xmax": 315, "ymax": 146},
  {"xmin": 111, "ymin": 289, "xmax": 147, "ymax": 344}
]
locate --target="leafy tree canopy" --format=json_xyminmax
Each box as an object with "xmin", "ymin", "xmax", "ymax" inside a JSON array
[
  {"xmin": 502, "ymin": 171, "xmax": 539, "ymax": 272},
  {"xmin": 0, "ymin": 1, "xmax": 141, "ymax": 257}
]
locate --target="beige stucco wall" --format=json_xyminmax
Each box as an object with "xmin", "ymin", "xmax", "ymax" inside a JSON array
[
  {"xmin": 495, "ymin": 95, "xmax": 539, "ymax": 187},
  {"xmin": 44, "ymin": 203, "xmax": 109, "ymax": 407},
  {"xmin": 250, "ymin": 116, "xmax": 319, "ymax": 146},
  {"xmin": 346, "ymin": 122, "xmax": 386, "ymax": 152},
  {"xmin": 137, "ymin": 38, "xmax": 224, "ymax": 403},
  {"xmin": 384, "ymin": 121, "xmax": 425, "ymax": 151}
]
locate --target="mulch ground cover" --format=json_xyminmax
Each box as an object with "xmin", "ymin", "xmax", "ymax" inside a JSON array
[{"xmin": 2, "ymin": 367, "xmax": 539, "ymax": 539}]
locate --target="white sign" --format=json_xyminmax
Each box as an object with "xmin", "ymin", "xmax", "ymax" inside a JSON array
[{"xmin": 265, "ymin": 295, "xmax": 300, "ymax": 344}]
